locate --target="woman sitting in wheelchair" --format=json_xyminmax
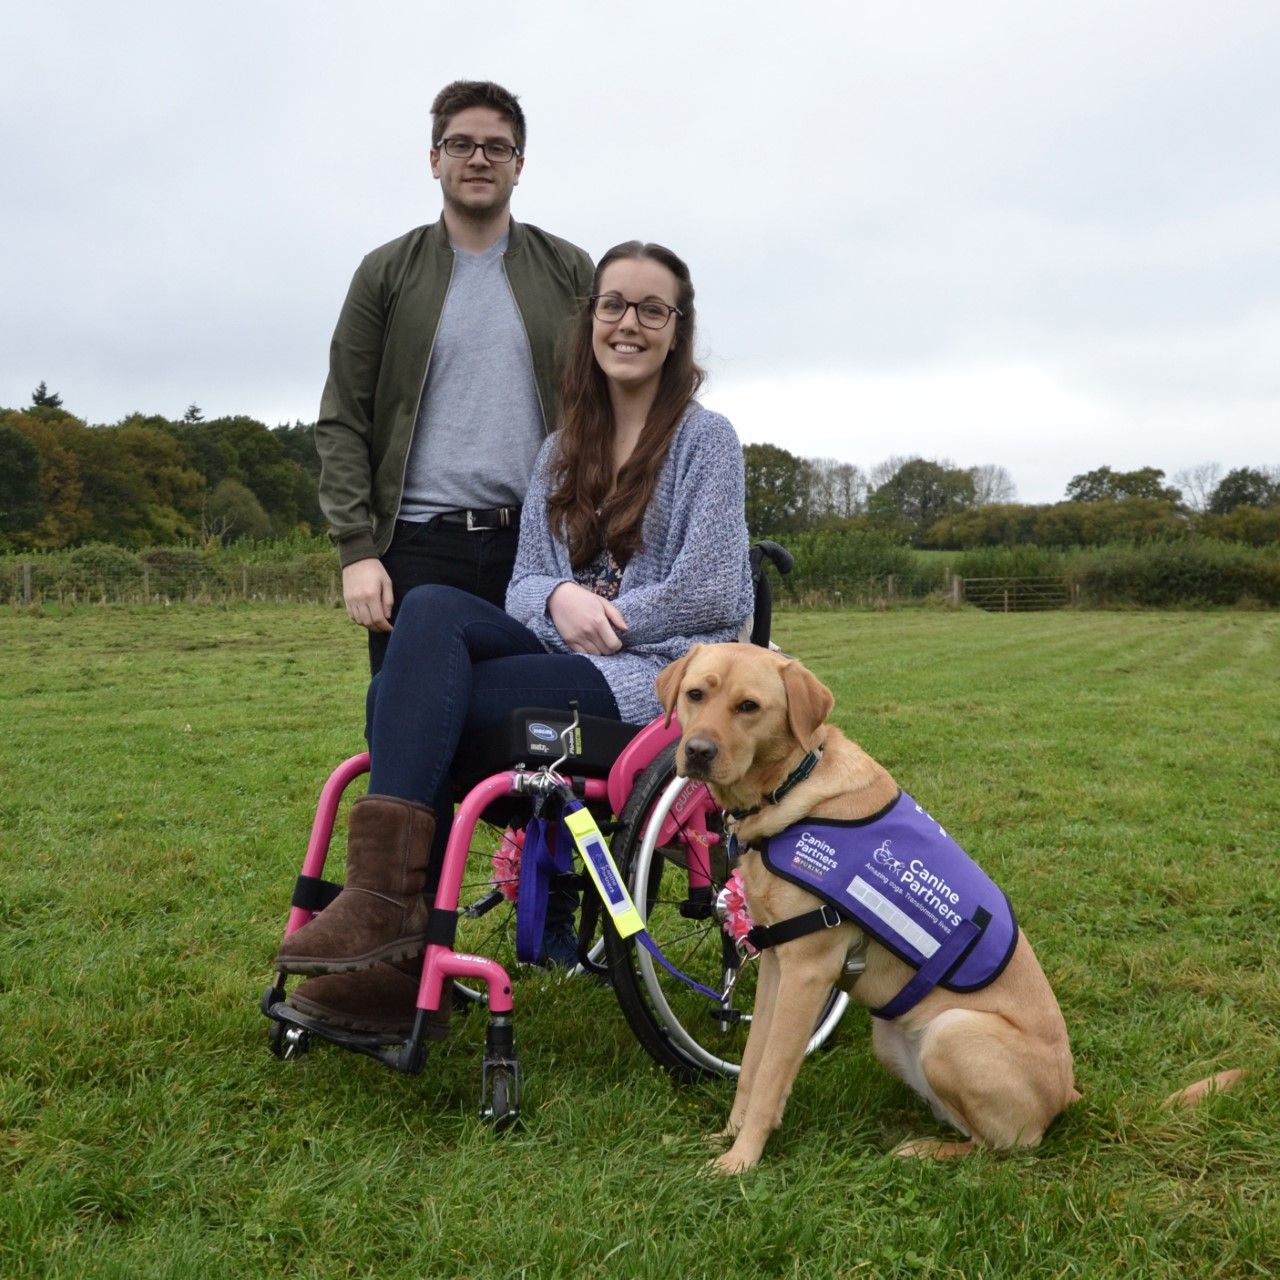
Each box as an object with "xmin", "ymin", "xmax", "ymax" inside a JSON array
[{"xmin": 276, "ymin": 241, "xmax": 753, "ymax": 1023}]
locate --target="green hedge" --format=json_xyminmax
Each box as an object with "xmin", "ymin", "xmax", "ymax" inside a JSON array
[
  {"xmin": 951, "ymin": 545, "xmax": 1070, "ymax": 578},
  {"xmin": 766, "ymin": 529, "xmax": 944, "ymax": 602},
  {"xmin": 1069, "ymin": 539, "xmax": 1280, "ymax": 607}
]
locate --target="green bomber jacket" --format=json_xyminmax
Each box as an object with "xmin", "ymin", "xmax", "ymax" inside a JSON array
[{"xmin": 315, "ymin": 216, "xmax": 594, "ymax": 566}]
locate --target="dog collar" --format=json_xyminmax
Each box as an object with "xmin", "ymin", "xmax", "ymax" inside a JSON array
[{"xmin": 727, "ymin": 745, "xmax": 824, "ymax": 821}]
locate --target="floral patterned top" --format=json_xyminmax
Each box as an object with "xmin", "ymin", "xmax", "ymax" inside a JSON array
[{"xmin": 574, "ymin": 546, "xmax": 624, "ymax": 600}]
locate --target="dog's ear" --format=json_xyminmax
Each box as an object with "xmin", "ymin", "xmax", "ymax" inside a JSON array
[
  {"xmin": 781, "ymin": 660, "xmax": 834, "ymax": 748},
  {"xmin": 656, "ymin": 646, "xmax": 700, "ymax": 728}
]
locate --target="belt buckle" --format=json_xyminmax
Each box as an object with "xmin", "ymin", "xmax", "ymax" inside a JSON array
[{"xmin": 465, "ymin": 510, "xmax": 494, "ymax": 532}]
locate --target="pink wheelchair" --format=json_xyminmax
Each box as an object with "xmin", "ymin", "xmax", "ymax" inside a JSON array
[{"xmin": 261, "ymin": 543, "xmax": 847, "ymax": 1125}]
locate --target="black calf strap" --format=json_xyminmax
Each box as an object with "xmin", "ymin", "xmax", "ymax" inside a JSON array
[
  {"xmin": 291, "ymin": 876, "xmax": 456, "ymax": 952},
  {"xmin": 426, "ymin": 907, "xmax": 458, "ymax": 949},
  {"xmin": 292, "ymin": 874, "xmax": 342, "ymax": 912}
]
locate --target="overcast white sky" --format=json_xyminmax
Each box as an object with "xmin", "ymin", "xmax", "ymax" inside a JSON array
[{"xmin": 2, "ymin": 0, "xmax": 1276, "ymax": 503}]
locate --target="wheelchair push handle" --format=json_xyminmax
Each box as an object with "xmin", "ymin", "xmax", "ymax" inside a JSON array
[
  {"xmin": 750, "ymin": 540, "xmax": 795, "ymax": 577},
  {"xmin": 747, "ymin": 541, "xmax": 793, "ymax": 649}
]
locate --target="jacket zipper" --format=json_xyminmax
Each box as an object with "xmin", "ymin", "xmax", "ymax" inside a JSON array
[
  {"xmin": 502, "ymin": 257, "xmax": 549, "ymax": 436},
  {"xmin": 386, "ymin": 250, "xmax": 457, "ymax": 549}
]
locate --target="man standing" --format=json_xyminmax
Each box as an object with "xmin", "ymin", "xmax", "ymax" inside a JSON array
[{"xmin": 316, "ymin": 80, "xmax": 593, "ymax": 673}]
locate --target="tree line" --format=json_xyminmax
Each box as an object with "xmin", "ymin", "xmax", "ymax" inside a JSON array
[
  {"xmin": 2, "ymin": 385, "xmax": 1276, "ymax": 552},
  {"xmin": 1, "ymin": 387, "xmax": 320, "ymax": 551},
  {"xmin": 743, "ymin": 445, "xmax": 1280, "ymax": 547}
]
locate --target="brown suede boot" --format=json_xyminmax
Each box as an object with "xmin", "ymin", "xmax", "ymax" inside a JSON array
[
  {"xmin": 286, "ymin": 958, "xmax": 452, "ymax": 1041},
  {"xmin": 275, "ymin": 794, "xmax": 435, "ymax": 974}
]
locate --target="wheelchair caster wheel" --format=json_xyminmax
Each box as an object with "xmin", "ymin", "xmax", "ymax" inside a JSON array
[
  {"xmin": 480, "ymin": 1062, "xmax": 521, "ymax": 1130},
  {"xmin": 269, "ymin": 1021, "xmax": 311, "ymax": 1061}
]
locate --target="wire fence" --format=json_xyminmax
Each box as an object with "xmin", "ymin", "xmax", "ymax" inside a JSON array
[
  {"xmin": 2, "ymin": 557, "xmax": 971, "ymax": 610},
  {"xmin": 2, "ymin": 556, "xmax": 344, "ymax": 607},
  {"xmin": 773, "ymin": 572, "xmax": 950, "ymax": 609}
]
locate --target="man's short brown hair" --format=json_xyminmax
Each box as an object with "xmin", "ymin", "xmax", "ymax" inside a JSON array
[{"xmin": 431, "ymin": 80, "xmax": 526, "ymax": 153}]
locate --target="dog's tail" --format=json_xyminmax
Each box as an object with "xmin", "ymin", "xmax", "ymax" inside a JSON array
[{"xmin": 1161, "ymin": 1068, "xmax": 1248, "ymax": 1110}]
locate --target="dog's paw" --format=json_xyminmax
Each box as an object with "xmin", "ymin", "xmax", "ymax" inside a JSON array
[
  {"xmin": 702, "ymin": 1130, "xmax": 731, "ymax": 1150},
  {"xmin": 709, "ymin": 1147, "xmax": 760, "ymax": 1176}
]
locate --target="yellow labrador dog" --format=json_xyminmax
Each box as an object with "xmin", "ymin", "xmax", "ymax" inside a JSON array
[{"xmin": 657, "ymin": 643, "xmax": 1080, "ymax": 1173}]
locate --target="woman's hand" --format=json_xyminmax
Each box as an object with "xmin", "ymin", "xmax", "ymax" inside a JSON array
[
  {"xmin": 548, "ymin": 582, "xmax": 628, "ymax": 655},
  {"xmin": 342, "ymin": 558, "xmax": 395, "ymax": 632}
]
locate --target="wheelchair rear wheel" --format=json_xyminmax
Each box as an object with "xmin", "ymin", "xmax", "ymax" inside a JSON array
[{"xmin": 604, "ymin": 744, "xmax": 847, "ymax": 1080}]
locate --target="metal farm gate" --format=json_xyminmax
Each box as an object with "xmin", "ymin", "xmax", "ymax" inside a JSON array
[{"xmin": 959, "ymin": 576, "xmax": 1074, "ymax": 612}]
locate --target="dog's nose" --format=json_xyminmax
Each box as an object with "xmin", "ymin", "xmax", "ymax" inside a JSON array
[{"xmin": 682, "ymin": 736, "xmax": 718, "ymax": 773}]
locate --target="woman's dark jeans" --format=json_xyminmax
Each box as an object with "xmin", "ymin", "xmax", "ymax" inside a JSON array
[
  {"xmin": 367, "ymin": 518, "xmax": 519, "ymax": 675},
  {"xmin": 365, "ymin": 584, "xmax": 620, "ymax": 893}
]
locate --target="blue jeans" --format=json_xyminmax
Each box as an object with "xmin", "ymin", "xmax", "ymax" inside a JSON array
[{"xmin": 366, "ymin": 585, "xmax": 620, "ymax": 888}]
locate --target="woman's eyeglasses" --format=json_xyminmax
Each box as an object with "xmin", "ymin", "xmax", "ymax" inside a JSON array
[{"xmin": 590, "ymin": 294, "xmax": 682, "ymax": 330}]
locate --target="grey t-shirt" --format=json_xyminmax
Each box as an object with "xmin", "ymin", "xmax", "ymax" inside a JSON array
[{"xmin": 398, "ymin": 234, "xmax": 544, "ymax": 520}]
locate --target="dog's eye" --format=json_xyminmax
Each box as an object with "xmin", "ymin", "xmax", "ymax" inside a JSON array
[
  {"xmin": 685, "ymin": 688, "xmax": 704, "ymax": 703},
  {"xmin": 736, "ymin": 699, "xmax": 760, "ymax": 714}
]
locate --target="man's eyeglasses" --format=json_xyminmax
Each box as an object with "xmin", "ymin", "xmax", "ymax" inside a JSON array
[
  {"xmin": 590, "ymin": 293, "xmax": 682, "ymax": 330},
  {"xmin": 438, "ymin": 136, "xmax": 521, "ymax": 164}
]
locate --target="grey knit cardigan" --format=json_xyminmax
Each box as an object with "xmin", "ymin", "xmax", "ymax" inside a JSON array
[{"xmin": 505, "ymin": 404, "xmax": 753, "ymax": 724}]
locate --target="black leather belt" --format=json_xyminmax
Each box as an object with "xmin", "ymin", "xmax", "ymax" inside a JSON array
[{"xmin": 433, "ymin": 506, "xmax": 520, "ymax": 531}]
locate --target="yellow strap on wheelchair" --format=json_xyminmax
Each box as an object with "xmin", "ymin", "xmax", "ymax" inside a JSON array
[{"xmin": 563, "ymin": 805, "xmax": 644, "ymax": 939}]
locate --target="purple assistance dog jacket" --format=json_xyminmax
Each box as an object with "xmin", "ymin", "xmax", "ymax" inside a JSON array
[{"xmin": 758, "ymin": 791, "xmax": 1018, "ymax": 1019}]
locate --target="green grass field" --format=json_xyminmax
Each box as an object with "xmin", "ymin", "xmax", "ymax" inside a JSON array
[{"xmin": 2, "ymin": 604, "xmax": 1277, "ymax": 1279}]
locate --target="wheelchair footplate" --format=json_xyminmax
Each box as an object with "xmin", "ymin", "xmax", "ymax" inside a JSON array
[{"xmin": 260, "ymin": 979, "xmax": 436, "ymax": 1069}]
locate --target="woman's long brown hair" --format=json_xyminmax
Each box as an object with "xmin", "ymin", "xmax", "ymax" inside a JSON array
[{"xmin": 546, "ymin": 241, "xmax": 705, "ymax": 568}]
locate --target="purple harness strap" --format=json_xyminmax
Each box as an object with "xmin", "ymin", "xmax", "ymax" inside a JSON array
[{"xmin": 870, "ymin": 909, "xmax": 988, "ymax": 1020}]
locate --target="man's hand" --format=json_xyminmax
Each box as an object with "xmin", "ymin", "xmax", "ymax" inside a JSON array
[
  {"xmin": 548, "ymin": 581, "xmax": 628, "ymax": 655},
  {"xmin": 342, "ymin": 558, "xmax": 394, "ymax": 632}
]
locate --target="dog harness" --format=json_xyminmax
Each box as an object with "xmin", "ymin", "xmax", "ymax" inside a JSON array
[{"xmin": 744, "ymin": 791, "xmax": 1018, "ymax": 1020}]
